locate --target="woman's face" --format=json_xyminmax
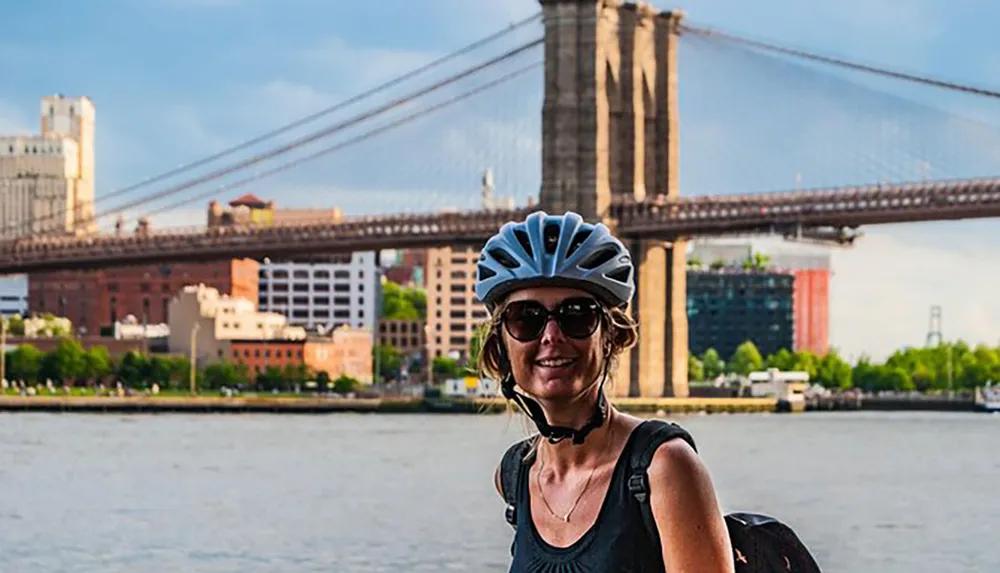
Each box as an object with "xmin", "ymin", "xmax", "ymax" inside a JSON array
[{"xmin": 500, "ymin": 286, "xmax": 605, "ymax": 402}]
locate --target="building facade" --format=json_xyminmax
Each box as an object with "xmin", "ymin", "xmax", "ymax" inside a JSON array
[
  {"xmin": 425, "ymin": 246, "xmax": 489, "ymax": 364},
  {"xmin": 689, "ymin": 240, "xmax": 831, "ymax": 355},
  {"xmin": 258, "ymin": 253, "xmax": 377, "ymax": 331},
  {"xmin": 686, "ymin": 269, "xmax": 795, "ymax": 360},
  {"xmin": 170, "ymin": 284, "xmax": 371, "ymax": 381},
  {"xmin": 0, "ymin": 95, "xmax": 96, "ymax": 239},
  {"xmin": 227, "ymin": 327, "xmax": 371, "ymax": 382},
  {"xmin": 377, "ymin": 319, "xmax": 425, "ymax": 358},
  {"xmin": 28, "ymin": 259, "xmax": 258, "ymax": 335},
  {"xmin": 0, "ymin": 275, "xmax": 28, "ymax": 316}
]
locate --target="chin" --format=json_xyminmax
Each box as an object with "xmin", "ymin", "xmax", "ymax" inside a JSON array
[{"xmin": 525, "ymin": 375, "xmax": 587, "ymax": 401}]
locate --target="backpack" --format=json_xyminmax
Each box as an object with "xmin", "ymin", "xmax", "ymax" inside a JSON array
[{"xmin": 499, "ymin": 420, "xmax": 823, "ymax": 573}]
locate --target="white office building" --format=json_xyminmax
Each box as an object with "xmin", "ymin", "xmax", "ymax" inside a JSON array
[{"xmin": 258, "ymin": 253, "xmax": 378, "ymax": 331}]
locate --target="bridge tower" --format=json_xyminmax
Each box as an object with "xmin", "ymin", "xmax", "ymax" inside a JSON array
[{"xmin": 538, "ymin": 0, "xmax": 689, "ymax": 397}]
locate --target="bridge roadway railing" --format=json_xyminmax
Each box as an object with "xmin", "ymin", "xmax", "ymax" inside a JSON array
[
  {"xmin": 0, "ymin": 208, "xmax": 529, "ymax": 273},
  {"xmin": 612, "ymin": 177, "xmax": 1000, "ymax": 236}
]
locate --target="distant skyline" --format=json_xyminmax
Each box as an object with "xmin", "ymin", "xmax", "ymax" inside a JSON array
[{"xmin": 1, "ymin": 0, "xmax": 999, "ymax": 360}]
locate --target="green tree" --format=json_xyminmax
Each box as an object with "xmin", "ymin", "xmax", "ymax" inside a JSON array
[
  {"xmin": 39, "ymin": 339, "xmax": 86, "ymax": 383},
  {"xmin": 688, "ymin": 354, "xmax": 704, "ymax": 382},
  {"xmin": 373, "ymin": 344, "xmax": 403, "ymax": 381},
  {"xmin": 283, "ymin": 363, "xmax": 310, "ymax": 388},
  {"xmin": 467, "ymin": 327, "xmax": 487, "ymax": 374},
  {"xmin": 257, "ymin": 365, "xmax": 286, "ymax": 392},
  {"xmin": 6, "ymin": 344, "xmax": 42, "ymax": 382},
  {"xmin": 82, "ymin": 345, "xmax": 112, "ymax": 383},
  {"xmin": 687, "ymin": 256, "xmax": 703, "ymax": 269},
  {"xmin": 332, "ymin": 374, "xmax": 361, "ymax": 394},
  {"xmin": 741, "ymin": 252, "xmax": 772, "ymax": 271},
  {"xmin": 709, "ymin": 259, "xmax": 726, "ymax": 271},
  {"xmin": 432, "ymin": 357, "xmax": 463, "ymax": 380},
  {"xmin": 700, "ymin": 348, "xmax": 725, "ymax": 380},
  {"xmin": 765, "ymin": 348, "xmax": 796, "ymax": 371},
  {"xmin": 402, "ymin": 288, "xmax": 426, "ymax": 319},
  {"xmin": 815, "ymin": 350, "xmax": 853, "ymax": 389},
  {"xmin": 381, "ymin": 281, "xmax": 420, "ymax": 320},
  {"xmin": 7, "ymin": 315, "xmax": 24, "ymax": 336},
  {"xmin": 202, "ymin": 363, "xmax": 248, "ymax": 391},
  {"xmin": 116, "ymin": 351, "xmax": 147, "ymax": 388},
  {"xmin": 728, "ymin": 341, "xmax": 764, "ymax": 376},
  {"xmin": 316, "ymin": 371, "xmax": 331, "ymax": 392}
]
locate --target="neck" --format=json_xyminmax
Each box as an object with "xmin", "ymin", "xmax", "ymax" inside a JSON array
[{"xmin": 535, "ymin": 392, "xmax": 615, "ymax": 473}]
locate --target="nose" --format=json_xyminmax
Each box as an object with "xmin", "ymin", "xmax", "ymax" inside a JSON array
[{"xmin": 539, "ymin": 316, "xmax": 566, "ymax": 344}]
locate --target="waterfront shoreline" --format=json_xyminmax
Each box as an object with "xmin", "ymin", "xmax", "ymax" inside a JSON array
[
  {"xmin": 0, "ymin": 394, "xmax": 982, "ymax": 414},
  {"xmin": 0, "ymin": 395, "xmax": 778, "ymax": 415}
]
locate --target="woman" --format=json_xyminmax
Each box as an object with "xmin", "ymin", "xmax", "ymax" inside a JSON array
[{"xmin": 475, "ymin": 211, "xmax": 734, "ymax": 573}]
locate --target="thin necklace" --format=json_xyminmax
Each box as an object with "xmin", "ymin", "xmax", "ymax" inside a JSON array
[{"xmin": 535, "ymin": 411, "xmax": 615, "ymax": 523}]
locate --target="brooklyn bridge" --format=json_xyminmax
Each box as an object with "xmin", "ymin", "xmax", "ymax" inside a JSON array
[{"xmin": 4, "ymin": 0, "xmax": 1000, "ymax": 398}]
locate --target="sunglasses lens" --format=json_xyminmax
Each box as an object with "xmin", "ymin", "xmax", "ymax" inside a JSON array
[
  {"xmin": 556, "ymin": 299, "xmax": 601, "ymax": 338},
  {"xmin": 503, "ymin": 302, "xmax": 547, "ymax": 341}
]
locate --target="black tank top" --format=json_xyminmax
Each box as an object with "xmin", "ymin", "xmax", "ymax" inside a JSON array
[{"xmin": 507, "ymin": 424, "xmax": 665, "ymax": 573}]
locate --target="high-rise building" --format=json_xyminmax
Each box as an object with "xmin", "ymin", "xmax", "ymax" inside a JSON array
[
  {"xmin": 257, "ymin": 253, "xmax": 377, "ymax": 332},
  {"xmin": 689, "ymin": 240, "xmax": 831, "ymax": 355},
  {"xmin": 28, "ymin": 259, "xmax": 259, "ymax": 335},
  {"xmin": 0, "ymin": 95, "xmax": 95, "ymax": 239},
  {"xmin": 425, "ymin": 246, "xmax": 489, "ymax": 365},
  {"xmin": 686, "ymin": 269, "xmax": 795, "ymax": 360}
]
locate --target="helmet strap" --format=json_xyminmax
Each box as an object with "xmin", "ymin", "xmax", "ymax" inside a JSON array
[{"xmin": 499, "ymin": 351, "xmax": 612, "ymax": 445}]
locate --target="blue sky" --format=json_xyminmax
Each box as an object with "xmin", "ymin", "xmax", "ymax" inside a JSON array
[{"xmin": 1, "ymin": 0, "xmax": 999, "ymax": 360}]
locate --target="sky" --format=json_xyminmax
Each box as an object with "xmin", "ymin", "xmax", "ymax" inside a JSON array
[{"xmin": 1, "ymin": 0, "xmax": 999, "ymax": 361}]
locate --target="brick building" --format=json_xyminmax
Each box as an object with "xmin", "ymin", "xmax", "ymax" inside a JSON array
[
  {"xmin": 28, "ymin": 259, "xmax": 258, "ymax": 335},
  {"xmin": 226, "ymin": 328, "xmax": 372, "ymax": 382},
  {"xmin": 377, "ymin": 319, "xmax": 425, "ymax": 358}
]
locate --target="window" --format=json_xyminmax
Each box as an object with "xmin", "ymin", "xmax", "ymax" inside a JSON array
[
  {"xmin": 293, "ymin": 270, "xmax": 309, "ymax": 279},
  {"xmin": 334, "ymin": 284, "xmax": 349, "ymax": 293},
  {"xmin": 293, "ymin": 284, "xmax": 309, "ymax": 292},
  {"xmin": 334, "ymin": 270, "xmax": 350, "ymax": 279},
  {"xmin": 334, "ymin": 297, "xmax": 350, "ymax": 306},
  {"xmin": 314, "ymin": 270, "xmax": 330, "ymax": 279}
]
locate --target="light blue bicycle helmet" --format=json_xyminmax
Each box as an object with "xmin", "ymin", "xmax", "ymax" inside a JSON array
[{"xmin": 475, "ymin": 211, "xmax": 635, "ymax": 311}]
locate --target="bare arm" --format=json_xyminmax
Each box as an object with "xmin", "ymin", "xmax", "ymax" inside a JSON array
[
  {"xmin": 648, "ymin": 439, "xmax": 734, "ymax": 573},
  {"xmin": 494, "ymin": 463, "xmax": 504, "ymax": 499}
]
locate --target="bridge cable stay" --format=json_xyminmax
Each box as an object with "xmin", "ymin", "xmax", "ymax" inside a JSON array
[
  {"xmin": 1, "ymin": 37, "xmax": 543, "ymax": 238},
  {"xmin": 681, "ymin": 23, "xmax": 1000, "ymax": 99},
  {"xmin": 133, "ymin": 62, "xmax": 543, "ymax": 226},
  {"xmin": 677, "ymin": 29, "xmax": 1000, "ymax": 194},
  {"xmin": 0, "ymin": 13, "xmax": 542, "ymax": 239}
]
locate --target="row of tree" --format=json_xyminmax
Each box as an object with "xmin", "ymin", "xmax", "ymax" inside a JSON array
[
  {"xmin": 3, "ymin": 340, "xmax": 363, "ymax": 394},
  {"xmin": 691, "ymin": 340, "xmax": 1000, "ymax": 392}
]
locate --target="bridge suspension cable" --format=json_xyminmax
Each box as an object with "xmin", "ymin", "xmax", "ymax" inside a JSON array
[
  {"xmin": 134, "ymin": 61, "xmax": 543, "ymax": 225},
  {"xmin": 3, "ymin": 35, "xmax": 543, "ymax": 238},
  {"xmin": 2, "ymin": 13, "xmax": 542, "ymax": 239},
  {"xmin": 681, "ymin": 23, "xmax": 1000, "ymax": 99}
]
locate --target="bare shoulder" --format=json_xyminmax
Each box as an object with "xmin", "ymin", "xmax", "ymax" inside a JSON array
[
  {"xmin": 647, "ymin": 436, "xmax": 735, "ymax": 572},
  {"xmin": 647, "ymin": 435, "xmax": 710, "ymax": 489}
]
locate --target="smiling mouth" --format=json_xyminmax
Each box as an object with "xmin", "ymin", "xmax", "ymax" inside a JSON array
[{"xmin": 535, "ymin": 358, "xmax": 576, "ymax": 368}]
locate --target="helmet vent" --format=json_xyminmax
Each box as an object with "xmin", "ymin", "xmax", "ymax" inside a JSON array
[
  {"xmin": 488, "ymin": 247, "xmax": 520, "ymax": 269},
  {"xmin": 543, "ymin": 223, "xmax": 560, "ymax": 255},
  {"xmin": 513, "ymin": 229, "xmax": 533, "ymax": 258},
  {"xmin": 579, "ymin": 247, "xmax": 618, "ymax": 270},
  {"xmin": 606, "ymin": 266, "xmax": 631, "ymax": 284},
  {"xmin": 476, "ymin": 264, "xmax": 497, "ymax": 280},
  {"xmin": 566, "ymin": 229, "xmax": 592, "ymax": 258}
]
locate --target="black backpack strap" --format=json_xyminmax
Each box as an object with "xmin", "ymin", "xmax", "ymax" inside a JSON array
[
  {"xmin": 627, "ymin": 420, "xmax": 698, "ymax": 551},
  {"xmin": 499, "ymin": 436, "xmax": 536, "ymax": 529}
]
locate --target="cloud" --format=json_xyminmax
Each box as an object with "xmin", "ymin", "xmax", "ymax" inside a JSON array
[{"xmin": 828, "ymin": 222, "xmax": 1000, "ymax": 362}]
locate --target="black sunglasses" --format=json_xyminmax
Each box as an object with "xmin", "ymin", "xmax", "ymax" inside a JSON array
[{"xmin": 501, "ymin": 297, "xmax": 603, "ymax": 342}]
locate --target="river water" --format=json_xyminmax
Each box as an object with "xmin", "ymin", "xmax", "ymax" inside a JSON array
[{"xmin": 0, "ymin": 411, "xmax": 996, "ymax": 572}]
